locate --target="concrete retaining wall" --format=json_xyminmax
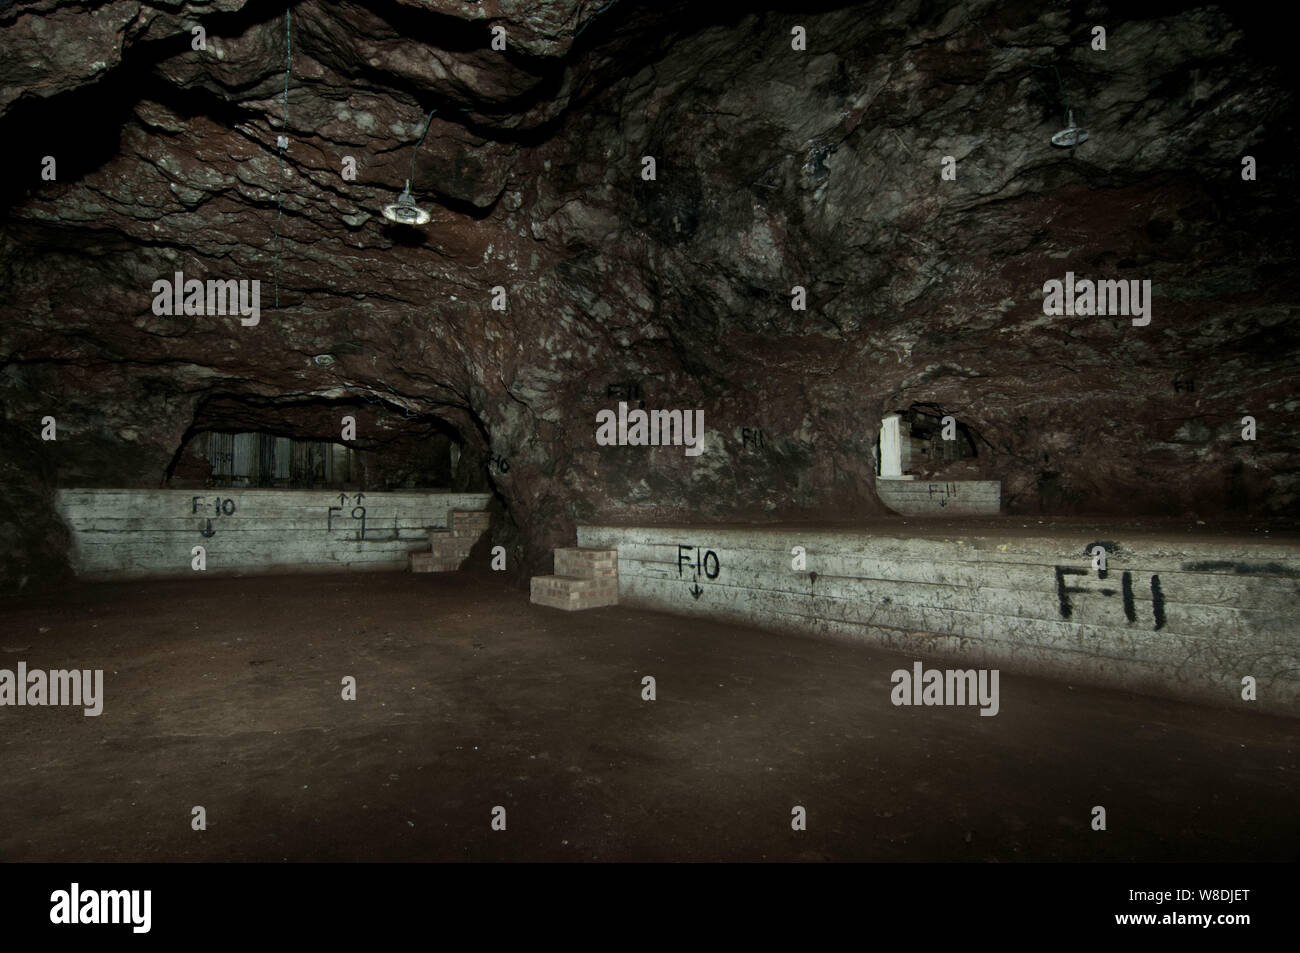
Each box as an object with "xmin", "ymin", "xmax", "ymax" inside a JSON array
[
  {"xmin": 875, "ymin": 478, "xmax": 1001, "ymax": 515},
  {"xmin": 577, "ymin": 524, "xmax": 1300, "ymax": 715},
  {"xmin": 56, "ymin": 489, "xmax": 492, "ymax": 579}
]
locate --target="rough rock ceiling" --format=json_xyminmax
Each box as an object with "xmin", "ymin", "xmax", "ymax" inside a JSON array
[{"xmin": 1, "ymin": 0, "xmax": 1297, "ymax": 588}]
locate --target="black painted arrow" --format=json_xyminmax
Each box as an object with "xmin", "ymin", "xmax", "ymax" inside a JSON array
[
  {"xmin": 689, "ymin": 583, "xmax": 703, "ymax": 600},
  {"xmin": 200, "ymin": 518, "xmax": 216, "ymax": 538}
]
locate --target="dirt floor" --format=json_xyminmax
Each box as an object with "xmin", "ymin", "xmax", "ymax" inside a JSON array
[{"xmin": 0, "ymin": 570, "xmax": 1295, "ymax": 862}]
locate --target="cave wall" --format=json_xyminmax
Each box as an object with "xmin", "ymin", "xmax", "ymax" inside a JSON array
[{"xmin": 1, "ymin": 0, "xmax": 1296, "ymax": 593}]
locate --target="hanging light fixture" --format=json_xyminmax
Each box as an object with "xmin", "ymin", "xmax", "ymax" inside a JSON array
[
  {"xmin": 382, "ymin": 182, "xmax": 431, "ymax": 225},
  {"xmin": 1051, "ymin": 108, "xmax": 1089, "ymax": 147},
  {"xmin": 382, "ymin": 108, "xmax": 437, "ymax": 226}
]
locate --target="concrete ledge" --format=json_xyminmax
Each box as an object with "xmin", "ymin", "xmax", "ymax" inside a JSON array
[
  {"xmin": 56, "ymin": 489, "xmax": 491, "ymax": 579},
  {"xmin": 577, "ymin": 522, "xmax": 1300, "ymax": 716},
  {"xmin": 876, "ymin": 478, "xmax": 1001, "ymax": 516}
]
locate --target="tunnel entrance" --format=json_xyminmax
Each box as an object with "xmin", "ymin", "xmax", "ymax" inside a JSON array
[
  {"xmin": 65, "ymin": 391, "xmax": 496, "ymax": 580},
  {"xmin": 164, "ymin": 394, "xmax": 486, "ymax": 493},
  {"xmin": 876, "ymin": 407, "xmax": 978, "ymax": 480},
  {"xmin": 195, "ymin": 432, "xmax": 361, "ymax": 489}
]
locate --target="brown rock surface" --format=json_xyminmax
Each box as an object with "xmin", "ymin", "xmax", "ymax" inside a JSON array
[{"xmin": 1, "ymin": 0, "xmax": 1296, "ymax": 591}]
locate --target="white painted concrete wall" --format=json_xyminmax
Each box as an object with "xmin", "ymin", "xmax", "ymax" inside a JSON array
[
  {"xmin": 577, "ymin": 524, "xmax": 1300, "ymax": 715},
  {"xmin": 879, "ymin": 414, "xmax": 907, "ymax": 478},
  {"xmin": 876, "ymin": 478, "xmax": 1001, "ymax": 515},
  {"xmin": 56, "ymin": 489, "xmax": 491, "ymax": 579}
]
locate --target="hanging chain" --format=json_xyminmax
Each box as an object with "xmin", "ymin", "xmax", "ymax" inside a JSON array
[
  {"xmin": 273, "ymin": 7, "xmax": 291, "ymax": 309},
  {"xmin": 967, "ymin": 7, "xmax": 1071, "ymax": 127},
  {"xmin": 408, "ymin": 108, "xmax": 437, "ymax": 193}
]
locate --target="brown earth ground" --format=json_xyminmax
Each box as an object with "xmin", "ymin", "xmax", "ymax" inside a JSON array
[{"xmin": 0, "ymin": 569, "xmax": 1295, "ymax": 862}]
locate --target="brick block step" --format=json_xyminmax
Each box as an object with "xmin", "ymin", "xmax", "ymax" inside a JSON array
[
  {"xmin": 431, "ymin": 537, "xmax": 471, "ymax": 560},
  {"xmin": 530, "ymin": 574, "xmax": 619, "ymax": 611},
  {"xmin": 411, "ymin": 552, "xmax": 462, "ymax": 573},
  {"xmin": 450, "ymin": 509, "xmax": 491, "ymax": 538},
  {"xmin": 554, "ymin": 547, "xmax": 618, "ymax": 579}
]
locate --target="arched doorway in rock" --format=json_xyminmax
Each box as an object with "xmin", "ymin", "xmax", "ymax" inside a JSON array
[
  {"xmin": 163, "ymin": 393, "xmax": 487, "ymax": 493},
  {"xmin": 876, "ymin": 405, "xmax": 979, "ymax": 481}
]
